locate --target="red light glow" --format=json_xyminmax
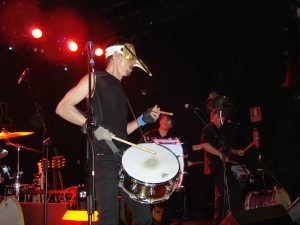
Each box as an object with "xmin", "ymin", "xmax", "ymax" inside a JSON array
[
  {"xmin": 31, "ymin": 28, "xmax": 43, "ymax": 39},
  {"xmin": 95, "ymin": 48, "xmax": 103, "ymax": 56},
  {"xmin": 68, "ymin": 40, "xmax": 78, "ymax": 52}
]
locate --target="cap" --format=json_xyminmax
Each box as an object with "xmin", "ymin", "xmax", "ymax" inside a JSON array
[{"xmin": 105, "ymin": 43, "xmax": 152, "ymax": 76}]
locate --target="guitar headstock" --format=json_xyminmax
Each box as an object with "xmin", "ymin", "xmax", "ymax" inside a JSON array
[
  {"xmin": 192, "ymin": 144, "xmax": 202, "ymax": 151},
  {"xmin": 52, "ymin": 155, "xmax": 66, "ymax": 169}
]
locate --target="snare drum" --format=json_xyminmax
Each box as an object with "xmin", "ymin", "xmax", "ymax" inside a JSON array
[
  {"xmin": 0, "ymin": 196, "xmax": 25, "ymax": 225},
  {"xmin": 119, "ymin": 143, "xmax": 180, "ymax": 204},
  {"xmin": 244, "ymin": 188, "xmax": 291, "ymax": 210}
]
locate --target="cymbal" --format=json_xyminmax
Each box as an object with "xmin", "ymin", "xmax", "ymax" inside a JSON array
[
  {"xmin": 0, "ymin": 149, "xmax": 8, "ymax": 159},
  {"xmin": 0, "ymin": 129, "xmax": 34, "ymax": 140}
]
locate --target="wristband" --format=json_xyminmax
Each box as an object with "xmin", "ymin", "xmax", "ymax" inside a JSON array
[{"xmin": 137, "ymin": 115, "xmax": 146, "ymax": 126}]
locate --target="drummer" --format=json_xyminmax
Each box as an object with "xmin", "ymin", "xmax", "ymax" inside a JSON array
[
  {"xmin": 138, "ymin": 114, "xmax": 184, "ymax": 225},
  {"xmin": 55, "ymin": 38, "xmax": 160, "ymax": 225},
  {"xmin": 138, "ymin": 114, "xmax": 176, "ymax": 143}
]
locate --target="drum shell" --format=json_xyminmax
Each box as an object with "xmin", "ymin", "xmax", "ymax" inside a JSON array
[{"xmin": 119, "ymin": 168, "xmax": 179, "ymax": 204}]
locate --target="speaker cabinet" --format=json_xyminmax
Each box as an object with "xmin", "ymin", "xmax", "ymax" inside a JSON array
[
  {"xmin": 288, "ymin": 197, "xmax": 300, "ymax": 225},
  {"xmin": 220, "ymin": 205, "xmax": 293, "ymax": 225},
  {"xmin": 20, "ymin": 202, "xmax": 69, "ymax": 225}
]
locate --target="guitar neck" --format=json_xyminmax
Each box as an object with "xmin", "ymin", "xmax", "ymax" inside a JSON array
[{"xmin": 192, "ymin": 144, "xmax": 202, "ymax": 151}]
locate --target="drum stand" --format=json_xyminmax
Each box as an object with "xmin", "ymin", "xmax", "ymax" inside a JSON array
[{"xmin": 11, "ymin": 145, "xmax": 23, "ymax": 201}]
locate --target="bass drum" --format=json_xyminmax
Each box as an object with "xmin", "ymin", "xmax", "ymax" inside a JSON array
[
  {"xmin": 244, "ymin": 188, "xmax": 292, "ymax": 210},
  {"xmin": 0, "ymin": 196, "xmax": 25, "ymax": 225},
  {"xmin": 119, "ymin": 143, "xmax": 180, "ymax": 204}
]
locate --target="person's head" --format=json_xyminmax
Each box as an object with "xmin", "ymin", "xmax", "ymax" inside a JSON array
[
  {"xmin": 205, "ymin": 94, "xmax": 234, "ymax": 127},
  {"xmin": 104, "ymin": 37, "xmax": 151, "ymax": 78},
  {"xmin": 159, "ymin": 114, "xmax": 174, "ymax": 131}
]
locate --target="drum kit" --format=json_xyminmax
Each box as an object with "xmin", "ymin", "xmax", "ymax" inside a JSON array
[{"xmin": 0, "ymin": 128, "xmax": 41, "ymax": 201}]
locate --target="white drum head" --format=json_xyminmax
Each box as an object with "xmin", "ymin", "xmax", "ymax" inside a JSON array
[
  {"xmin": 0, "ymin": 197, "xmax": 25, "ymax": 225},
  {"xmin": 122, "ymin": 143, "xmax": 179, "ymax": 184}
]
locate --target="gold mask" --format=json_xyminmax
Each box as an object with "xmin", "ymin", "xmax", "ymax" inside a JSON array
[{"xmin": 105, "ymin": 43, "xmax": 152, "ymax": 76}]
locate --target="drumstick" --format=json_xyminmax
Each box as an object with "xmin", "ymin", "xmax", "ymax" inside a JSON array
[
  {"xmin": 242, "ymin": 141, "xmax": 256, "ymax": 153},
  {"xmin": 159, "ymin": 111, "xmax": 173, "ymax": 116},
  {"xmin": 112, "ymin": 136, "xmax": 156, "ymax": 155}
]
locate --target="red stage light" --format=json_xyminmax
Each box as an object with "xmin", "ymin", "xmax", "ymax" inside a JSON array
[
  {"xmin": 31, "ymin": 28, "xmax": 43, "ymax": 39},
  {"xmin": 95, "ymin": 48, "xmax": 103, "ymax": 56},
  {"xmin": 68, "ymin": 40, "xmax": 78, "ymax": 52}
]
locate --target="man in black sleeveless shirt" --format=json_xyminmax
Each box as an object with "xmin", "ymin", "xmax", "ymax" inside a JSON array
[
  {"xmin": 56, "ymin": 39, "xmax": 161, "ymax": 225},
  {"xmin": 195, "ymin": 95, "xmax": 252, "ymax": 225}
]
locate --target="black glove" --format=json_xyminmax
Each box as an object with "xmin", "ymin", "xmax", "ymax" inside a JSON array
[{"xmin": 142, "ymin": 108, "xmax": 156, "ymax": 124}]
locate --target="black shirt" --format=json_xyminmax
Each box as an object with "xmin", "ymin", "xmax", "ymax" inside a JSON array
[
  {"xmin": 92, "ymin": 71, "xmax": 129, "ymax": 154},
  {"xmin": 201, "ymin": 121, "xmax": 242, "ymax": 175}
]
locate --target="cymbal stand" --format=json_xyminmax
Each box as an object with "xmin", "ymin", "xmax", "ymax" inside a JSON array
[{"xmin": 14, "ymin": 145, "xmax": 23, "ymax": 201}]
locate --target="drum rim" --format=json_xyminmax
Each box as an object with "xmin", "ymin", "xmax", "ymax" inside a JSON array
[
  {"xmin": 122, "ymin": 142, "xmax": 180, "ymax": 183},
  {"xmin": 120, "ymin": 164, "xmax": 180, "ymax": 185}
]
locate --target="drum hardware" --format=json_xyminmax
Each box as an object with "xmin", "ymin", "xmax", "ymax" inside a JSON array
[
  {"xmin": 0, "ymin": 163, "xmax": 13, "ymax": 183},
  {"xmin": 3, "ymin": 140, "xmax": 40, "ymax": 201},
  {"xmin": 5, "ymin": 138, "xmax": 41, "ymax": 154},
  {"xmin": 0, "ymin": 148, "xmax": 8, "ymax": 159}
]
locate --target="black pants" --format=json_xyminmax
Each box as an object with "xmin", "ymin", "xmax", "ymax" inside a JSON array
[
  {"xmin": 160, "ymin": 191, "xmax": 182, "ymax": 225},
  {"xmin": 213, "ymin": 165, "xmax": 244, "ymax": 225},
  {"xmin": 95, "ymin": 153, "xmax": 152, "ymax": 225}
]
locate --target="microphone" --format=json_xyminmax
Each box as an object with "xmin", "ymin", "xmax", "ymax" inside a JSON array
[
  {"xmin": 184, "ymin": 104, "xmax": 200, "ymax": 110},
  {"xmin": 17, "ymin": 68, "xmax": 29, "ymax": 85},
  {"xmin": 85, "ymin": 41, "xmax": 94, "ymax": 64},
  {"xmin": 218, "ymin": 110, "xmax": 224, "ymax": 125}
]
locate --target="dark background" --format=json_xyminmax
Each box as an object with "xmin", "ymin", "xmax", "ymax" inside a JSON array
[{"xmin": 0, "ymin": 0, "xmax": 299, "ymax": 217}]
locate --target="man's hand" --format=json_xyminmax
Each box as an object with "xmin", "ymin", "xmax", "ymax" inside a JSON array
[
  {"xmin": 94, "ymin": 126, "xmax": 113, "ymax": 141},
  {"xmin": 143, "ymin": 105, "xmax": 160, "ymax": 123},
  {"xmin": 137, "ymin": 105, "xmax": 161, "ymax": 126}
]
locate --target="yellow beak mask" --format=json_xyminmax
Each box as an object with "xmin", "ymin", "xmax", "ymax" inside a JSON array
[{"xmin": 105, "ymin": 43, "xmax": 152, "ymax": 76}]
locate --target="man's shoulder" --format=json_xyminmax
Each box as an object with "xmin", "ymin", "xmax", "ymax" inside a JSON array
[{"xmin": 95, "ymin": 71, "xmax": 109, "ymax": 77}]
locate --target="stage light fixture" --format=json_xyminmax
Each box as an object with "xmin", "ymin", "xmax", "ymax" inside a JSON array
[
  {"xmin": 68, "ymin": 40, "xmax": 78, "ymax": 52},
  {"xmin": 95, "ymin": 47, "xmax": 103, "ymax": 56},
  {"xmin": 31, "ymin": 28, "xmax": 43, "ymax": 39}
]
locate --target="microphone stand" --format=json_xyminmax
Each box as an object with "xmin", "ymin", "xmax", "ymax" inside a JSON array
[
  {"xmin": 85, "ymin": 42, "xmax": 96, "ymax": 225},
  {"xmin": 24, "ymin": 68, "xmax": 49, "ymax": 225},
  {"xmin": 220, "ymin": 143, "xmax": 231, "ymax": 217}
]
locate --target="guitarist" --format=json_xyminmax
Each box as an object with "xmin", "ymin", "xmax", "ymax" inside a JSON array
[{"xmin": 196, "ymin": 94, "xmax": 249, "ymax": 225}]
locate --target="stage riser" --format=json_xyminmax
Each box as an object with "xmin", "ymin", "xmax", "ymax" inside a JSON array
[{"xmin": 20, "ymin": 203, "xmax": 69, "ymax": 225}]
